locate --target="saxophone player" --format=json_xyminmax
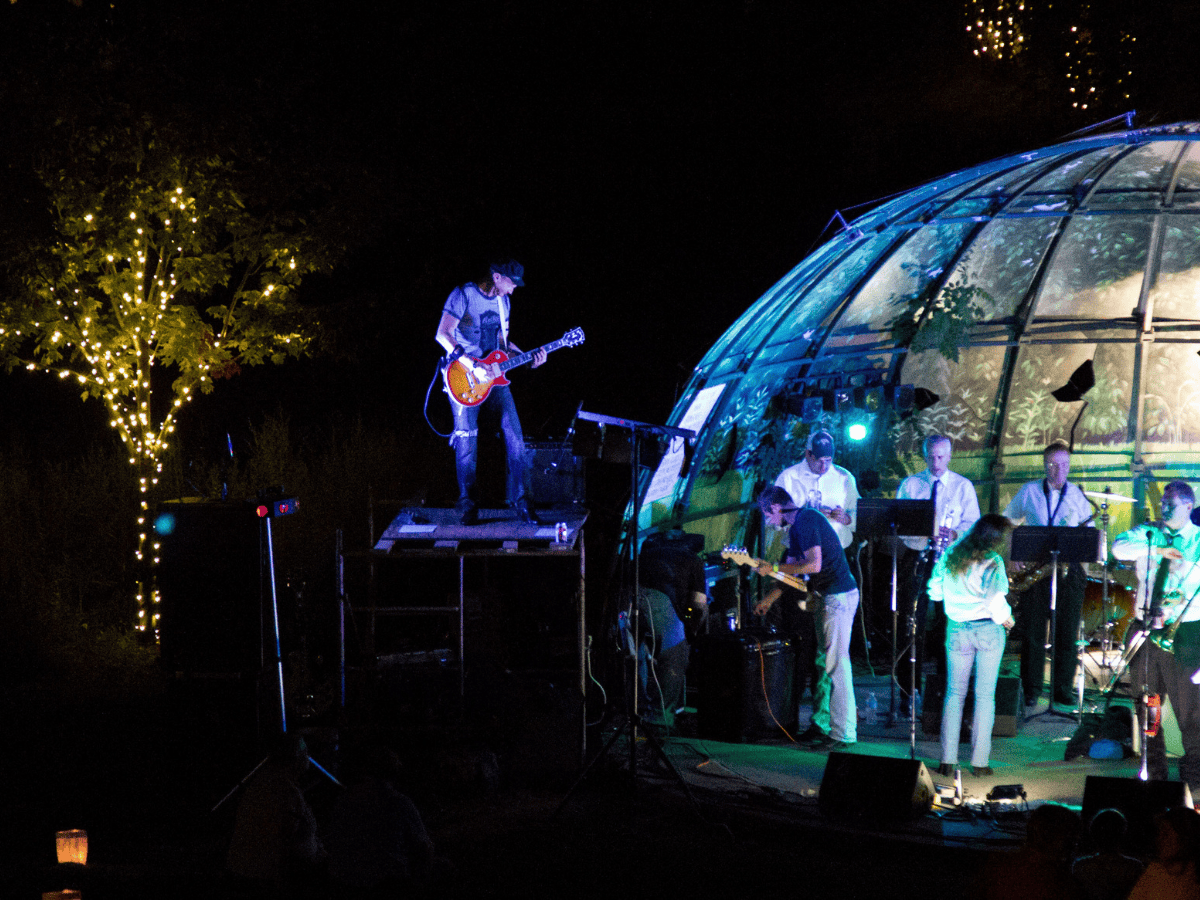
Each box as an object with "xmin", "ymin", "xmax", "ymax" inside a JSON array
[{"xmin": 1112, "ymin": 481, "xmax": 1200, "ymax": 793}]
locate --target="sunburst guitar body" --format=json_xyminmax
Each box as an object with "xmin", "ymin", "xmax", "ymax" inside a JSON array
[{"xmin": 444, "ymin": 327, "xmax": 585, "ymax": 407}]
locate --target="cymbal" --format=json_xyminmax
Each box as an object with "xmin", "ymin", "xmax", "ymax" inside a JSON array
[{"xmin": 1084, "ymin": 489, "xmax": 1136, "ymax": 504}]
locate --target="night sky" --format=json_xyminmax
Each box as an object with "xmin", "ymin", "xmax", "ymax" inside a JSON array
[{"xmin": 2, "ymin": 0, "xmax": 1198, "ymax": 475}]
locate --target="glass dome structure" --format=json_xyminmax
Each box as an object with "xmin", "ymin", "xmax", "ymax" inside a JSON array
[{"xmin": 644, "ymin": 121, "xmax": 1200, "ymax": 547}]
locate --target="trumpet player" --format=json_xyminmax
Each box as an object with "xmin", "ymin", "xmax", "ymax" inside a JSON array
[{"xmin": 1112, "ymin": 480, "xmax": 1200, "ymax": 793}]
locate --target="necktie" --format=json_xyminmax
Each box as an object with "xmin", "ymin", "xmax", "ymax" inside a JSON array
[{"xmin": 1151, "ymin": 534, "xmax": 1174, "ymax": 618}]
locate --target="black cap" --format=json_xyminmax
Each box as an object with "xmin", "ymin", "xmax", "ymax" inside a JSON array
[{"xmin": 490, "ymin": 259, "xmax": 525, "ymax": 286}]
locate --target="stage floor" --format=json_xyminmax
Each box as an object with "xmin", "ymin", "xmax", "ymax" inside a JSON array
[{"xmin": 614, "ymin": 665, "xmax": 1182, "ymax": 852}]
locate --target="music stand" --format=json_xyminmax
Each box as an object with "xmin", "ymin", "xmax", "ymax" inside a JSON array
[
  {"xmin": 1011, "ymin": 525, "xmax": 1101, "ymax": 723},
  {"xmin": 858, "ymin": 498, "xmax": 934, "ymax": 758}
]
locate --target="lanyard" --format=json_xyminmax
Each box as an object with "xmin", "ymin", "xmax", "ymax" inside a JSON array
[{"xmin": 1042, "ymin": 479, "xmax": 1068, "ymax": 526}]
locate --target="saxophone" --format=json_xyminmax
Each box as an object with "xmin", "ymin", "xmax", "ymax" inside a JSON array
[
  {"xmin": 1007, "ymin": 559, "xmax": 1067, "ymax": 593},
  {"xmin": 1149, "ymin": 596, "xmax": 1190, "ymax": 652}
]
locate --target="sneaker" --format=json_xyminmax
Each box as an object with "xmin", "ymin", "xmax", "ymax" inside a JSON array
[
  {"xmin": 508, "ymin": 499, "xmax": 536, "ymax": 524},
  {"xmin": 830, "ymin": 740, "xmax": 857, "ymax": 752}
]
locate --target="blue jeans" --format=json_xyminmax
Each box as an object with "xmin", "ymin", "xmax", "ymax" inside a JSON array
[
  {"xmin": 810, "ymin": 589, "xmax": 859, "ymax": 743},
  {"xmin": 941, "ymin": 619, "xmax": 1006, "ymax": 768},
  {"xmin": 450, "ymin": 385, "xmax": 528, "ymax": 507}
]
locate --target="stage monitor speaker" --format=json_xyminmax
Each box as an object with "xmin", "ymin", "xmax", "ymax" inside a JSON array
[
  {"xmin": 922, "ymin": 674, "xmax": 1024, "ymax": 738},
  {"xmin": 525, "ymin": 441, "xmax": 585, "ymax": 505},
  {"xmin": 696, "ymin": 628, "xmax": 794, "ymax": 743},
  {"xmin": 1081, "ymin": 776, "xmax": 1191, "ymax": 856},
  {"xmin": 819, "ymin": 752, "xmax": 935, "ymax": 825},
  {"xmin": 156, "ymin": 500, "xmax": 262, "ymax": 674}
]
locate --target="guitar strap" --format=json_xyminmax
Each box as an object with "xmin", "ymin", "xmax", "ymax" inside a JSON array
[{"xmin": 497, "ymin": 292, "xmax": 510, "ymax": 350}]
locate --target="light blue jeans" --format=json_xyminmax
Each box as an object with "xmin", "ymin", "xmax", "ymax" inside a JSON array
[
  {"xmin": 810, "ymin": 589, "xmax": 859, "ymax": 743},
  {"xmin": 941, "ymin": 619, "xmax": 1006, "ymax": 768}
]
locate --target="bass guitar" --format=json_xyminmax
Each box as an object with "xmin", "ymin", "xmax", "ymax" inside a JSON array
[
  {"xmin": 444, "ymin": 328, "xmax": 585, "ymax": 407},
  {"xmin": 721, "ymin": 546, "xmax": 809, "ymax": 604}
]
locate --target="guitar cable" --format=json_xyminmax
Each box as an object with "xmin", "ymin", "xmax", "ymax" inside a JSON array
[{"xmin": 423, "ymin": 356, "xmax": 456, "ymax": 439}]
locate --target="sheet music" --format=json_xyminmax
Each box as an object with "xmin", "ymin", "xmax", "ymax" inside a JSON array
[{"xmin": 644, "ymin": 384, "xmax": 726, "ymax": 504}]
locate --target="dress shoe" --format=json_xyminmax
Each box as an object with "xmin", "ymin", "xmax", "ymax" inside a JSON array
[
  {"xmin": 970, "ymin": 765, "xmax": 994, "ymax": 777},
  {"xmin": 796, "ymin": 724, "xmax": 829, "ymax": 745},
  {"xmin": 809, "ymin": 734, "xmax": 855, "ymax": 752},
  {"xmin": 1054, "ymin": 692, "xmax": 1078, "ymax": 707},
  {"xmin": 459, "ymin": 503, "xmax": 480, "ymax": 527},
  {"xmin": 936, "ymin": 763, "xmax": 956, "ymax": 778}
]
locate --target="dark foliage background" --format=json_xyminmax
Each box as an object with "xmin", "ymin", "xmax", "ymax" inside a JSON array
[{"xmin": 0, "ymin": 0, "xmax": 1198, "ymax": 677}]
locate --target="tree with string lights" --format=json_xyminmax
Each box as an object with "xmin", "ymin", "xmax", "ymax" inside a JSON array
[{"xmin": 0, "ymin": 115, "xmax": 333, "ymax": 635}]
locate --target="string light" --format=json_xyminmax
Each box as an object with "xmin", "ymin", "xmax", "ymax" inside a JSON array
[{"xmin": 0, "ymin": 168, "xmax": 313, "ymax": 634}]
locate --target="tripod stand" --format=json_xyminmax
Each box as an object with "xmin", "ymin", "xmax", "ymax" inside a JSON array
[
  {"xmin": 858, "ymin": 499, "xmax": 934, "ymax": 759},
  {"xmin": 213, "ymin": 494, "xmax": 340, "ymax": 812},
  {"xmin": 1013, "ymin": 525, "xmax": 1101, "ymax": 724},
  {"xmin": 558, "ymin": 411, "xmax": 698, "ymax": 805}
]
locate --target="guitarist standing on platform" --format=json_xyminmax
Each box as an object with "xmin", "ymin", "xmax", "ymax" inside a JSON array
[
  {"xmin": 1003, "ymin": 439, "xmax": 1094, "ymax": 708},
  {"xmin": 894, "ymin": 434, "xmax": 981, "ymax": 709},
  {"xmin": 755, "ymin": 485, "xmax": 859, "ymax": 750},
  {"xmin": 435, "ymin": 260, "xmax": 546, "ymax": 526}
]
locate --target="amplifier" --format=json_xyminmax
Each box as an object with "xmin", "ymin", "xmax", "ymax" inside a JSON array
[{"xmin": 525, "ymin": 441, "xmax": 585, "ymax": 505}]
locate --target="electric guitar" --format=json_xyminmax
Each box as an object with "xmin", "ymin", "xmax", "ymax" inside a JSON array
[
  {"xmin": 443, "ymin": 328, "xmax": 585, "ymax": 407},
  {"xmin": 721, "ymin": 546, "xmax": 809, "ymax": 595}
]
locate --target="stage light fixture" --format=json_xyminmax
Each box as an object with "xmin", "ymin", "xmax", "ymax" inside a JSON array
[
  {"xmin": 857, "ymin": 385, "xmax": 885, "ymax": 412},
  {"xmin": 800, "ymin": 395, "xmax": 824, "ymax": 423},
  {"xmin": 847, "ymin": 422, "xmax": 868, "ymax": 442},
  {"xmin": 889, "ymin": 384, "xmax": 915, "ymax": 411},
  {"xmin": 831, "ymin": 387, "xmax": 854, "ymax": 413}
]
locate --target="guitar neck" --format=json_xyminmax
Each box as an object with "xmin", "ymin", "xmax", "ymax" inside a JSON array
[
  {"xmin": 767, "ymin": 569, "xmax": 806, "ymax": 592},
  {"xmin": 498, "ymin": 339, "xmax": 567, "ymax": 373}
]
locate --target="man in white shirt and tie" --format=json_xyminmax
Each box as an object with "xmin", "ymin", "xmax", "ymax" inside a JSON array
[
  {"xmin": 894, "ymin": 434, "xmax": 982, "ymax": 706},
  {"xmin": 1003, "ymin": 439, "xmax": 1095, "ymax": 707}
]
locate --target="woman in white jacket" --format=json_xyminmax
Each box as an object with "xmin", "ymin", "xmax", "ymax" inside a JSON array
[{"xmin": 927, "ymin": 513, "xmax": 1017, "ymax": 778}]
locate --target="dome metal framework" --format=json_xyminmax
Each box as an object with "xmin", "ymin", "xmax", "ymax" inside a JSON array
[{"xmin": 646, "ymin": 121, "xmax": 1200, "ymax": 547}]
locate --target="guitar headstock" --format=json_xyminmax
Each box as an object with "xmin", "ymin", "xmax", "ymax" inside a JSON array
[
  {"xmin": 561, "ymin": 327, "xmax": 585, "ymax": 347},
  {"xmin": 720, "ymin": 545, "xmax": 755, "ymax": 567}
]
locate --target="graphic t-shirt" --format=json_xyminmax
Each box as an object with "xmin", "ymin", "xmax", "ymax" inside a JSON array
[{"xmin": 443, "ymin": 283, "xmax": 507, "ymax": 357}]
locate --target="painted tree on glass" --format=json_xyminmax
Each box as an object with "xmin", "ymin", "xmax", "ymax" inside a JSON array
[{"xmin": 0, "ymin": 117, "xmax": 330, "ymax": 635}]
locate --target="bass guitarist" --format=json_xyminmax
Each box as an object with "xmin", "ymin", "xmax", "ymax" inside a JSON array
[
  {"xmin": 1003, "ymin": 439, "xmax": 1094, "ymax": 708},
  {"xmin": 435, "ymin": 259, "xmax": 545, "ymax": 526},
  {"xmin": 894, "ymin": 434, "xmax": 981, "ymax": 707}
]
